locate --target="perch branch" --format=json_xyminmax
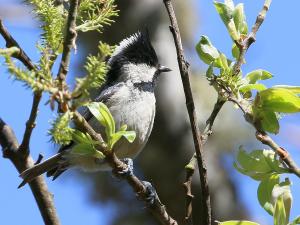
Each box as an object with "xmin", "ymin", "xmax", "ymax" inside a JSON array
[{"xmin": 73, "ymin": 112, "xmax": 178, "ymax": 225}]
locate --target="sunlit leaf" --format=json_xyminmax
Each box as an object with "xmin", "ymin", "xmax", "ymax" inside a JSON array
[
  {"xmin": 255, "ymin": 88, "xmax": 300, "ymax": 113},
  {"xmin": 196, "ymin": 36, "xmax": 220, "ymax": 65},
  {"xmin": 87, "ymin": 102, "xmax": 115, "ymax": 138},
  {"xmin": 257, "ymin": 174, "xmax": 280, "ymax": 215},
  {"xmin": 239, "ymin": 83, "xmax": 267, "ymax": 93},
  {"xmin": 253, "ymin": 109, "xmax": 280, "ymax": 134},
  {"xmin": 274, "ymin": 196, "xmax": 287, "ymax": 225},
  {"xmin": 245, "ymin": 69, "xmax": 273, "ymax": 84},
  {"xmin": 232, "ymin": 43, "xmax": 240, "ymax": 59},
  {"xmin": 214, "ymin": 1, "xmax": 239, "ymax": 40},
  {"xmin": 109, "ymin": 130, "xmax": 136, "ymax": 149},
  {"xmin": 272, "ymin": 179, "xmax": 292, "ymax": 224},
  {"xmin": 233, "ymin": 3, "xmax": 248, "ymax": 35}
]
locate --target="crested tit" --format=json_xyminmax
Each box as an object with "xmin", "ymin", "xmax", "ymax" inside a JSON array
[{"xmin": 20, "ymin": 31, "xmax": 171, "ymax": 184}]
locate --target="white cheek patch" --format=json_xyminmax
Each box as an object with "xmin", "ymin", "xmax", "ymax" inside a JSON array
[{"xmin": 120, "ymin": 63, "xmax": 157, "ymax": 83}]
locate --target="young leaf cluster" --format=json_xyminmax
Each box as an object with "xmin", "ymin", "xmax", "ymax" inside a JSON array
[
  {"xmin": 76, "ymin": 0, "xmax": 118, "ymax": 32},
  {"xmin": 49, "ymin": 111, "xmax": 74, "ymax": 145},
  {"xmin": 25, "ymin": 0, "xmax": 66, "ymax": 53},
  {"xmin": 87, "ymin": 102, "xmax": 136, "ymax": 150}
]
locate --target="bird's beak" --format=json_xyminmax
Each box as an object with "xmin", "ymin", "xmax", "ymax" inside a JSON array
[{"xmin": 158, "ymin": 65, "xmax": 172, "ymax": 73}]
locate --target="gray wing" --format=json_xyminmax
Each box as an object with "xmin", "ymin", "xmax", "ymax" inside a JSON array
[{"xmin": 81, "ymin": 82, "xmax": 124, "ymax": 121}]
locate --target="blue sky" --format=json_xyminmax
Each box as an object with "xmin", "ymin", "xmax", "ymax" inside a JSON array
[{"xmin": 0, "ymin": 0, "xmax": 300, "ymax": 225}]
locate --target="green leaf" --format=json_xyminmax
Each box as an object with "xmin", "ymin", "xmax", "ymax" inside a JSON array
[
  {"xmin": 234, "ymin": 148, "xmax": 289, "ymax": 180},
  {"xmin": 272, "ymin": 179, "xmax": 292, "ymax": 224},
  {"xmin": 217, "ymin": 221, "xmax": 260, "ymax": 225},
  {"xmin": 233, "ymin": 3, "xmax": 248, "ymax": 35},
  {"xmin": 232, "ymin": 43, "xmax": 240, "ymax": 59},
  {"xmin": 196, "ymin": 36, "xmax": 220, "ymax": 65},
  {"xmin": 206, "ymin": 63, "xmax": 214, "ymax": 78},
  {"xmin": 245, "ymin": 69, "xmax": 273, "ymax": 84},
  {"xmin": 288, "ymin": 216, "xmax": 300, "ymax": 225},
  {"xmin": 254, "ymin": 109, "xmax": 280, "ymax": 134},
  {"xmin": 71, "ymin": 130, "xmax": 105, "ymax": 159},
  {"xmin": 257, "ymin": 174, "xmax": 280, "ymax": 215},
  {"xmin": 256, "ymin": 88, "xmax": 300, "ymax": 113},
  {"xmin": 214, "ymin": 1, "xmax": 239, "ymax": 40},
  {"xmin": 109, "ymin": 130, "xmax": 136, "ymax": 149},
  {"xmin": 272, "ymin": 85, "xmax": 300, "ymax": 95},
  {"xmin": 274, "ymin": 196, "xmax": 287, "ymax": 225},
  {"xmin": 87, "ymin": 102, "xmax": 115, "ymax": 138},
  {"xmin": 239, "ymin": 83, "xmax": 267, "ymax": 93}
]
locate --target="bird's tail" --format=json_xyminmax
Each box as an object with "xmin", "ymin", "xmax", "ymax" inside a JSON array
[{"xmin": 19, "ymin": 153, "xmax": 64, "ymax": 188}]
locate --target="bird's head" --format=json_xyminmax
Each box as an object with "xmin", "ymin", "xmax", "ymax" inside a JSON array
[{"xmin": 106, "ymin": 31, "xmax": 171, "ymax": 86}]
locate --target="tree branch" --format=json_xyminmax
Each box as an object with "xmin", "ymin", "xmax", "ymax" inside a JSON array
[
  {"xmin": 163, "ymin": 1, "xmax": 212, "ymax": 224},
  {"xmin": 0, "ymin": 119, "xmax": 61, "ymax": 225},
  {"xmin": 227, "ymin": 94, "xmax": 300, "ymax": 178},
  {"xmin": 73, "ymin": 112, "xmax": 178, "ymax": 225},
  {"xmin": 0, "ymin": 19, "xmax": 35, "ymax": 70},
  {"xmin": 19, "ymin": 92, "xmax": 42, "ymax": 154}
]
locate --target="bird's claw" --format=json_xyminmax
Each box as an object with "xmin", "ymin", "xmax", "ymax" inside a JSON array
[{"xmin": 141, "ymin": 181, "xmax": 158, "ymax": 205}]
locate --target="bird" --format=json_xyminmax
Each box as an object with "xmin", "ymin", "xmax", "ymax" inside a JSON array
[{"xmin": 19, "ymin": 31, "xmax": 171, "ymax": 186}]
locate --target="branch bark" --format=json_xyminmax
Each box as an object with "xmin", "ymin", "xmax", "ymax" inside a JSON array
[
  {"xmin": 163, "ymin": 1, "xmax": 212, "ymax": 225},
  {"xmin": 57, "ymin": 0, "xmax": 79, "ymax": 91}
]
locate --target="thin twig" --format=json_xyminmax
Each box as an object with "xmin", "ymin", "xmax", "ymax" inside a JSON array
[
  {"xmin": 183, "ymin": 98, "xmax": 225, "ymax": 224},
  {"xmin": 0, "ymin": 19, "xmax": 35, "ymax": 70},
  {"xmin": 73, "ymin": 112, "xmax": 178, "ymax": 225},
  {"xmin": 233, "ymin": 0, "xmax": 272, "ymax": 75},
  {"xmin": 163, "ymin": 1, "xmax": 212, "ymax": 225},
  {"xmin": 57, "ymin": 0, "xmax": 79, "ymax": 93},
  {"xmin": 0, "ymin": 119, "xmax": 61, "ymax": 225},
  {"xmin": 19, "ymin": 92, "xmax": 42, "ymax": 154}
]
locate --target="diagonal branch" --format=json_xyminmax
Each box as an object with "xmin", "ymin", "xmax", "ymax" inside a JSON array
[
  {"xmin": 0, "ymin": 19, "xmax": 35, "ymax": 70},
  {"xmin": 163, "ymin": 1, "xmax": 212, "ymax": 225},
  {"xmin": 0, "ymin": 119, "xmax": 60, "ymax": 225},
  {"xmin": 228, "ymin": 94, "xmax": 300, "ymax": 178}
]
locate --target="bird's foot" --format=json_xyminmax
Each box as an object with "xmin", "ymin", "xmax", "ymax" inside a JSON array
[
  {"xmin": 140, "ymin": 181, "xmax": 158, "ymax": 205},
  {"xmin": 113, "ymin": 158, "xmax": 134, "ymax": 178}
]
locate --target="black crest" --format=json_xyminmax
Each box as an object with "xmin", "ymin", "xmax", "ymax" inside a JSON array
[{"xmin": 105, "ymin": 31, "xmax": 159, "ymax": 85}]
